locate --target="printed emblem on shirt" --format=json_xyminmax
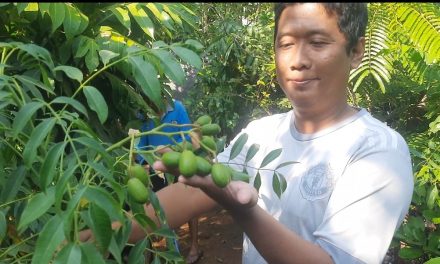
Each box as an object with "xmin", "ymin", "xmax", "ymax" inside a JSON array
[{"xmin": 300, "ymin": 163, "xmax": 334, "ymax": 201}]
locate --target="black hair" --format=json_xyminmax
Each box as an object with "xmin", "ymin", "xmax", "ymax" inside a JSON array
[{"xmin": 274, "ymin": 3, "xmax": 368, "ymax": 53}]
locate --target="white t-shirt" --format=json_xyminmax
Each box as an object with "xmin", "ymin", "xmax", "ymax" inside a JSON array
[{"xmin": 217, "ymin": 108, "xmax": 414, "ymax": 264}]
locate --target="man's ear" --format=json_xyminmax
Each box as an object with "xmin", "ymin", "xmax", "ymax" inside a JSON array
[{"xmin": 350, "ymin": 37, "xmax": 365, "ymax": 69}]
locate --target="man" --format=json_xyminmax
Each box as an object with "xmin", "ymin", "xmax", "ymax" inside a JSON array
[
  {"xmin": 82, "ymin": 3, "xmax": 413, "ymax": 263},
  {"xmin": 136, "ymin": 99, "xmax": 202, "ymax": 264}
]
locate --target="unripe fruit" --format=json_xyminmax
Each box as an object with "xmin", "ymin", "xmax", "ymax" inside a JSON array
[
  {"xmin": 179, "ymin": 150, "xmax": 198, "ymax": 178},
  {"xmin": 231, "ymin": 169, "xmax": 250, "ymax": 183},
  {"xmin": 162, "ymin": 151, "xmax": 181, "ymax": 169},
  {"xmin": 201, "ymin": 124, "xmax": 221, "ymax": 136},
  {"xmin": 201, "ymin": 136, "xmax": 217, "ymax": 153},
  {"xmin": 128, "ymin": 164, "xmax": 150, "ymax": 186},
  {"xmin": 195, "ymin": 115, "xmax": 212, "ymax": 126},
  {"xmin": 127, "ymin": 178, "xmax": 149, "ymax": 203},
  {"xmin": 211, "ymin": 163, "xmax": 231, "ymax": 188},
  {"xmin": 196, "ymin": 156, "xmax": 212, "ymax": 176}
]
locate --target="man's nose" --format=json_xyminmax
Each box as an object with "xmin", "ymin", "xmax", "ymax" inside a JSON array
[{"xmin": 289, "ymin": 43, "xmax": 311, "ymax": 71}]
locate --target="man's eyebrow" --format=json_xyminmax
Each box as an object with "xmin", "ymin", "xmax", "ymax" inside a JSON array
[{"xmin": 276, "ymin": 29, "xmax": 332, "ymax": 39}]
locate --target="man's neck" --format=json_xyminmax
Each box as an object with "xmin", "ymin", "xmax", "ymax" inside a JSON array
[{"xmin": 292, "ymin": 103, "xmax": 357, "ymax": 134}]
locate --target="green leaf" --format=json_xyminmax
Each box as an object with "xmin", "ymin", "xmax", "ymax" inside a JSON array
[
  {"xmin": 170, "ymin": 45, "xmax": 202, "ymax": 69},
  {"xmin": 83, "ymin": 85, "xmax": 108, "ymax": 124},
  {"xmin": 55, "ymin": 164, "xmax": 77, "ymax": 211},
  {"xmin": 23, "ymin": 118, "xmax": 57, "ymax": 168},
  {"xmin": 31, "ymin": 215, "xmax": 65, "ymax": 264},
  {"xmin": 89, "ymin": 203, "xmax": 112, "ymax": 252},
  {"xmin": 128, "ymin": 3, "xmax": 155, "ymax": 39},
  {"xmin": 98, "ymin": 50, "xmax": 119, "ymax": 66},
  {"xmin": 0, "ymin": 211, "xmax": 6, "ymax": 240},
  {"xmin": 63, "ymin": 4, "xmax": 82, "ymax": 39},
  {"xmin": 84, "ymin": 186, "xmax": 123, "ymax": 222},
  {"xmin": 425, "ymin": 257, "xmax": 440, "ymax": 264},
  {"xmin": 85, "ymin": 41, "xmax": 99, "ymax": 72},
  {"xmin": 272, "ymin": 172, "xmax": 287, "ymax": 199},
  {"xmin": 185, "ymin": 39, "xmax": 204, "ymax": 51},
  {"xmin": 73, "ymin": 137, "xmax": 111, "ymax": 162},
  {"xmin": 152, "ymin": 227, "xmax": 178, "ymax": 238},
  {"xmin": 260, "ymin": 148, "xmax": 282, "ymax": 168},
  {"xmin": 12, "ymin": 101, "xmax": 44, "ymax": 137},
  {"xmin": 253, "ymin": 171, "xmax": 261, "ymax": 193},
  {"xmin": 398, "ymin": 247, "xmax": 423, "ymax": 259},
  {"xmin": 127, "ymin": 239, "xmax": 147, "ymax": 264},
  {"xmin": 229, "ymin": 133, "xmax": 248, "ymax": 161},
  {"xmin": 151, "ymin": 49, "xmax": 185, "ymax": 86},
  {"xmin": 18, "ymin": 187, "xmax": 55, "ymax": 232},
  {"xmin": 40, "ymin": 142, "xmax": 66, "ymax": 190},
  {"xmin": 275, "ymin": 161, "xmax": 299, "ymax": 170},
  {"xmin": 128, "ymin": 56, "xmax": 164, "ymax": 111},
  {"xmin": 14, "ymin": 74, "xmax": 55, "ymax": 95},
  {"xmin": 427, "ymin": 185, "xmax": 438, "ymax": 210},
  {"xmin": 74, "ymin": 36, "xmax": 90, "ymax": 58},
  {"xmin": 0, "ymin": 166, "xmax": 26, "ymax": 203},
  {"xmin": 54, "ymin": 243, "xmax": 82, "ymax": 264},
  {"xmin": 54, "ymin": 65, "xmax": 83, "ymax": 82},
  {"xmin": 245, "ymin": 143, "xmax": 260, "ymax": 163},
  {"xmin": 80, "ymin": 243, "xmax": 106, "ymax": 264},
  {"xmin": 107, "ymin": 236, "xmax": 122, "ymax": 264},
  {"xmin": 48, "ymin": 3, "xmax": 66, "ymax": 33},
  {"xmin": 111, "ymin": 6, "xmax": 131, "ymax": 31},
  {"xmin": 51, "ymin": 96, "xmax": 88, "ymax": 118}
]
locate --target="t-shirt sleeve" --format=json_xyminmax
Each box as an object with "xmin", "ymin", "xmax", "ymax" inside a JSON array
[{"xmin": 314, "ymin": 148, "xmax": 413, "ymax": 263}]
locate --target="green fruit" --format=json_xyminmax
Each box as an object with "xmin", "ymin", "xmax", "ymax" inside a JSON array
[
  {"xmin": 127, "ymin": 178, "xmax": 149, "ymax": 203},
  {"xmin": 162, "ymin": 151, "xmax": 181, "ymax": 169},
  {"xmin": 195, "ymin": 115, "xmax": 212, "ymax": 126},
  {"xmin": 211, "ymin": 163, "xmax": 231, "ymax": 188},
  {"xmin": 200, "ymin": 124, "xmax": 221, "ymax": 136},
  {"xmin": 231, "ymin": 169, "xmax": 250, "ymax": 183},
  {"xmin": 201, "ymin": 136, "xmax": 217, "ymax": 153},
  {"xmin": 179, "ymin": 150, "xmax": 198, "ymax": 178},
  {"xmin": 176, "ymin": 141, "xmax": 193, "ymax": 152},
  {"xmin": 196, "ymin": 156, "xmax": 212, "ymax": 176},
  {"xmin": 128, "ymin": 165, "xmax": 150, "ymax": 186}
]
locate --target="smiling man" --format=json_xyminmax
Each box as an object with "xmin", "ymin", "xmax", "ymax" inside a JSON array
[{"xmin": 81, "ymin": 4, "xmax": 414, "ymax": 264}]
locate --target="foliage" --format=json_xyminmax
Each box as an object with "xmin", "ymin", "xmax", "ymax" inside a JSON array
[
  {"xmin": 183, "ymin": 3, "xmax": 286, "ymax": 141},
  {"xmin": 0, "ymin": 2, "xmax": 202, "ymax": 263},
  {"xmin": 0, "ymin": 2, "xmax": 440, "ymax": 263}
]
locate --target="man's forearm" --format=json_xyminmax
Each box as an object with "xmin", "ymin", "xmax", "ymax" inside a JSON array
[{"xmin": 230, "ymin": 206, "xmax": 333, "ymax": 264}]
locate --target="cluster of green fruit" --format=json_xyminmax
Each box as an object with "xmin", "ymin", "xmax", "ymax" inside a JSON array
[
  {"xmin": 161, "ymin": 115, "xmax": 233, "ymax": 188},
  {"xmin": 125, "ymin": 115, "xmax": 250, "ymax": 204}
]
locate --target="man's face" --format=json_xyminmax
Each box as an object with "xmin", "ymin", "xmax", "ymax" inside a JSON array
[{"xmin": 275, "ymin": 4, "xmax": 363, "ymax": 111}]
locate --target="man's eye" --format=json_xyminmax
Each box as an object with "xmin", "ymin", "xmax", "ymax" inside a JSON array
[
  {"xmin": 280, "ymin": 43, "xmax": 293, "ymax": 48},
  {"xmin": 311, "ymin": 41, "xmax": 327, "ymax": 46}
]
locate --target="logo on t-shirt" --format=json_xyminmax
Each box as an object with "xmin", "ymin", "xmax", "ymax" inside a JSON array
[{"xmin": 300, "ymin": 163, "xmax": 334, "ymax": 201}]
